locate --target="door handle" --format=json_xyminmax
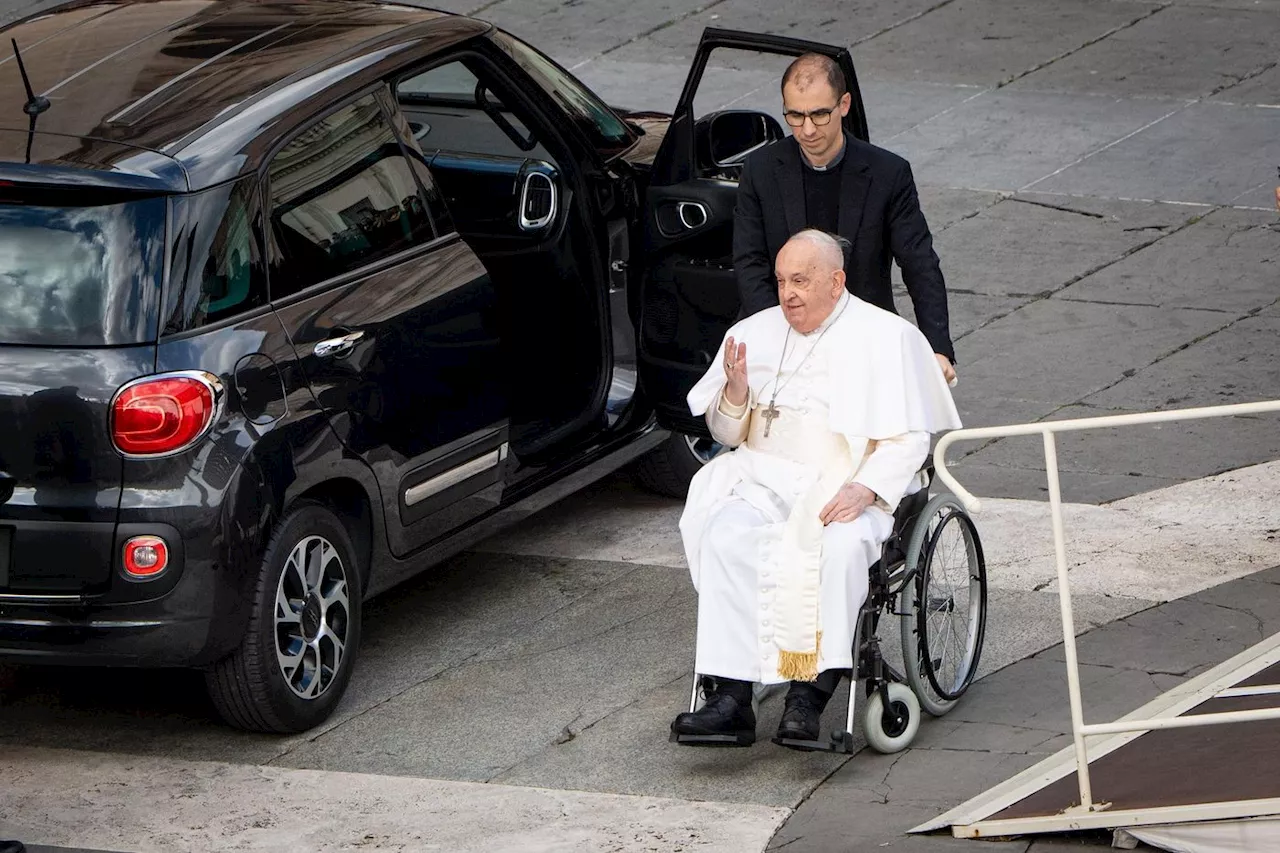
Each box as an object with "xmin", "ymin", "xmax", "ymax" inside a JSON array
[
  {"xmin": 313, "ymin": 331, "xmax": 364, "ymax": 359},
  {"xmin": 676, "ymin": 201, "xmax": 709, "ymax": 230}
]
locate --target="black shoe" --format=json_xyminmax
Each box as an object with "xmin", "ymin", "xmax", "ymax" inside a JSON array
[
  {"xmin": 671, "ymin": 679, "xmax": 756, "ymax": 746},
  {"xmin": 775, "ymin": 682, "xmax": 832, "ymax": 743}
]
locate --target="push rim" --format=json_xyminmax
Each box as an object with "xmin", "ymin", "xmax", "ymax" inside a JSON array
[
  {"xmin": 917, "ymin": 509, "xmax": 986, "ymax": 702},
  {"xmin": 274, "ymin": 535, "xmax": 351, "ymax": 700}
]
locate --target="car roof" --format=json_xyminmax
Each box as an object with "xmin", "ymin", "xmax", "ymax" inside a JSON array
[{"xmin": 0, "ymin": 0, "xmax": 489, "ymax": 192}]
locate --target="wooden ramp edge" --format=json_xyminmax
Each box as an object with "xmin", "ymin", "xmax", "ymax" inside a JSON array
[{"xmin": 911, "ymin": 629, "xmax": 1280, "ymax": 839}]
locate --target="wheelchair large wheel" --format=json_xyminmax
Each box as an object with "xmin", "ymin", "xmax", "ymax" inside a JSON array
[{"xmin": 899, "ymin": 494, "xmax": 987, "ymax": 717}]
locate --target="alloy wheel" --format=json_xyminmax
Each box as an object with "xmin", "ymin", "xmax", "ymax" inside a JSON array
[{"xmin": 274, "ymin": 535, "xmax": 351, "ymax": 700}]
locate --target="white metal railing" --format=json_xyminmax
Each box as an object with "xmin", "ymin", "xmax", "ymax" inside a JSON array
[{"xmin": 932, "ymin": 399, "xmax": 1280, "ymax": 813}]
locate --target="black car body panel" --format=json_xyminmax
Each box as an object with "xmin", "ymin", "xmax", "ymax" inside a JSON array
[
  {"xmin": 0, "ymin": 0, "xmax": 862, "ymax": 732},
  {"xmin": 0, "ymin": 345, "xmax": 155, "ymax": 592}
]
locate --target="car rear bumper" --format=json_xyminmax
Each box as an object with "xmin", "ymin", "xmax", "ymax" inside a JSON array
[
  {"xmin": 0, "ymin": 518, "xmax": 252, "ymax": 668},
  {"xmin": 0, "ymin": 602, "xmax": 217, "ymax": 666}
]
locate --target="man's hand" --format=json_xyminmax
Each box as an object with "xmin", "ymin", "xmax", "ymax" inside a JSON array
[
  {"xmin": 935, "ymin": 353, "xmax": 956, "ymax": 385},
  {"xmin": 820, "ymin": 483, "xmax": 877, "ymax": 526},
  {"xmin": 723, "ymin": 336, "xmax": 749, "ymax": 406}
]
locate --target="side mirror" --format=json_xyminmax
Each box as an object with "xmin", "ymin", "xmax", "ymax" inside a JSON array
[{"xmin": 705, "ymin": 110, "xmax": 785, "ymax": 168}]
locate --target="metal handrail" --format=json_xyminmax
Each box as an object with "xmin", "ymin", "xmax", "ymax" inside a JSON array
[{"xmin": 931, "ymin": 399, "xmax": 1280, "ymax": 812}]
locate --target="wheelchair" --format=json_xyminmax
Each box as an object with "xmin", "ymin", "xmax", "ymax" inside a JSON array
[{"xmin": 672, "ymin": 457, "xmax": 988, "ymax": 754}]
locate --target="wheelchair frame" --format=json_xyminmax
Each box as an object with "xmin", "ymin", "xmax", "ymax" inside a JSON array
[{"xmin": 673, "ymin": 459, "xmax": 988, "ymax": 754}]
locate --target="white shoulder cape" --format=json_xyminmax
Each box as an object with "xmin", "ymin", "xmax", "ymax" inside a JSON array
[{"xmin": 686, "ymin": 297, "xmax": 962, "ymax": 438}]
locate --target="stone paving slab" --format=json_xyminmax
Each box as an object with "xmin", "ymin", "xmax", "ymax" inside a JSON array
[
  {"xmin": 1056, "ymin": 207, "xmax": 1279, "ymax": 313},
  {"xmin": 927, "ymin": 292, "xmax": 1032, "ymax": 342},
  {"xmin": 946, "ymin": 299, "xmax": 1230, "ymax": 406},
  {"xmin": 1231, "ymin": 181, "xmax": 1280, "ymax": 210},
  {"xmin": 917, "ymin": 186, "xmax": 1007, "ymax": 230},
  {"xmin": 1163, "ymin": 0, "xmax": 1280, "ymax": 8},
  {"xmin": 1085, "ymin": 314, "xmax": 1280, "ymax": 410},
  {"xmin": 1009, "ymin": 5, "xmax": 1280, "ymax": 100},
  {"xmin": 1211, "ymin": 64, "xmax": 1280, "ymax": 106},
  {"xmin": 0, "ymin": 747, "xmax": 790, "ymax": 853},
  {"xmin": 846, "ymin": 0, "xmax": 1157, "ymax": 86},
  {"xmin": 274, "ymin": 562, "xmax": 697, "ymax": 782},
  {"xmin": 452, "ymin": 0, "xmax": 711, "ymax": 66},
  {"xmin": 918, "ymin": 195, "xmax": 1197, "ymax": 299},
  {"xmin": 886, "ymin": 90, "xmax": 1182, "ymax": 191},
  {"xmin": 863, "ymin": 81, "xmax": 988, "ymax": 142},
  {"xmin": 1031, "ymin": 102, "xmax": 1280, "ymax": 205},
  {"xmin": 605, "ymin": 0, "xmax": 948, "ymax": 64}
]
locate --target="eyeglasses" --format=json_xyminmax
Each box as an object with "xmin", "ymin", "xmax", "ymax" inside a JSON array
[{"xmin": 783, "ymin": 104, "xmax": 840, "ymax": 128}]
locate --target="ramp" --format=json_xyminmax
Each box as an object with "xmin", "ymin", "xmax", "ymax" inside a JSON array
[
  {"xmin": 913, "ymin": 399, "xmax": 1280, "ymax": 847},
  {"xmin": 913, "ymin": 629, "xmax": 1280, "ymax": 839}
]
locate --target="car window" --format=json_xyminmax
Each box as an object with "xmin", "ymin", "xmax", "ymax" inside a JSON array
[
  {"xmin": 397, "ymin": 60, "xmax": 545, "ymax": 161},
  {"xmin": 0, "ymin": 192, "xmax": 165, "ymax": 346},
  {"xmin": 164, "ymin": 179, "xmax": 266, "ymax": 334},
  {"xmin": 267, "ymin": 94, "xmax": 436, "ymax": 298},
  {"xmin": 490, "ymin": 30, "xmax": 636, "ymax": 158}
]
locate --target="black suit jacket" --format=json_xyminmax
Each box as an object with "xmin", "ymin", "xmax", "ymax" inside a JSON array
[{"xmin": 732, "ymin": 133, "xmax": 954, "ymax": 362}]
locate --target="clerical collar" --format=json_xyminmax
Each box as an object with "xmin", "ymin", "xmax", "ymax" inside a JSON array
[
  {"xmin": 802, "ymin": 141, "xmax": 846, "ymax": 173},
  {"xmin": 802, "ymin": 291, "xmax": 850, "ymax": 337}
]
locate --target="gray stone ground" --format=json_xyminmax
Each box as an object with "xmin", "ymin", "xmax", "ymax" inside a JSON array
[{"xmin": 1, "ymin": 0, "xmax": 1279, "ymax": 851}]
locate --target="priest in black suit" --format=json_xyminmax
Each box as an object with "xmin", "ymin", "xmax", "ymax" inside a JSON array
[{"xmin": 733, "ymin": 54, "xmax": 956, "ymax": 381}]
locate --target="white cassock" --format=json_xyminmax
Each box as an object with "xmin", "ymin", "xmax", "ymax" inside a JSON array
[{"xmin": 679, "ymin": 292, "xmax": 962, "ymax": 684}]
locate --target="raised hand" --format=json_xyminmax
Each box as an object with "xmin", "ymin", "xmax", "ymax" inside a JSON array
[{"xmin": 723, "ymin": 336, "xmax": 748, "ymax": 407}]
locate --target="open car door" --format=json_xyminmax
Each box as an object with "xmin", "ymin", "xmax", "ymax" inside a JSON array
[{"xmin": 637, "ymin": 28, "xmax": 868, "ymax": 436}]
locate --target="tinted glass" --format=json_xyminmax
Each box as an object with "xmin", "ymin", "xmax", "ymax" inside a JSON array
[
  {"xmin": 268, "ymin": 95, "xmax": 435, "ymax": 297},
  {"xmin": 397, "ymin": 60, "xmax": 547, "ymax": 162},
  {"xmin": 491, "ymin": 30, "xmax": 636, "ymax": 157},
  {"xmin": 165, "ymin": 179, "xmax": 266, "ymax": 334},
  {"xmin": 0, "ymin": 196, "xmax": 165, "ymax": 346}
]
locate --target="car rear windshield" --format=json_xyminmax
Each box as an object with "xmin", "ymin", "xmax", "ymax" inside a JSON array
[{"xmin": 0, "ymin": 192, "xmax": 166, "ymax": 346}]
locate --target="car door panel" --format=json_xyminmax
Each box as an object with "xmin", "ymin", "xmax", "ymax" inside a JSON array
[
  {"xmin": 271, "ymin": 236, "xmax": 509, "ymax": 558},
  {"xmin": 393, "ymin": 50, "xmax": 615, "ymax": 465},
  {"xmin": 638, "ymin": 28, "xmax": 868, "ymax": 435},
  {"xmin": 266, "ymin": 90, "xmax": 509, "ymax": 558}
]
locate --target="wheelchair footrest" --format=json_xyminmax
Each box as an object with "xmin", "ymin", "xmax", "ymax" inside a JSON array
[
  {"xmin": 670, "ymin": 730, "xmax": 755, "ymax": 747},
  {"xmin": 771, "ymin": 730, "xmax": 856, "ymax": 754}
]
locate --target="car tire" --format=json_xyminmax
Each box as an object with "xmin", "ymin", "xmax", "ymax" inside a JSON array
[
  {"xmin": 631, "ymin": 431, "xmax": 724, "ymax": 499},
  {"xmin": 205, "ymin": 501, "xmax": 363, "ymax": 734}
]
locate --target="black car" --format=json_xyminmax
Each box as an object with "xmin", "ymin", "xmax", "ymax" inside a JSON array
[{"xmin": 0, "ymin": 0, "xmax": 870, "ymax": 732}]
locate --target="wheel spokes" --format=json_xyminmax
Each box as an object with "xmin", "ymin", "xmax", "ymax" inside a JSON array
[{"xmin": 274, "ymin": 534, "xmax": 350, "ymax": 702}]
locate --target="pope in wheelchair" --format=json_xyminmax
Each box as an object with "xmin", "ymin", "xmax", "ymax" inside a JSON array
[{"xmin": 672, "ymin": 229, "xmax": 984, "ymax": 753}]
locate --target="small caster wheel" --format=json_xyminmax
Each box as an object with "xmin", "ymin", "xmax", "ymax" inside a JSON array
[{"xmin": 862, "ymin": 682, "xmax": 920, "ymax": 754}]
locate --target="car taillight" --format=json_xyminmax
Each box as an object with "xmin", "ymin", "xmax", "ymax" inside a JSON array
[
  {"xmin": 123, "ymin": 536, "xmax": 169, "ymax": 577},
  {"xmin": 111, "ymin": 372, "xmax": 222, "ymax": 456}
]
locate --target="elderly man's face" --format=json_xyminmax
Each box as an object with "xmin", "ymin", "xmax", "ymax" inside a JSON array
[{"xmin": 775, "ymin": 240, "xmax": 844, "ymax": 334}]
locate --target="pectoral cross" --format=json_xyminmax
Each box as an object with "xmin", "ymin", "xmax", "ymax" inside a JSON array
[{"xmin": 760, "ymin": 402, "xmax": 781, "ymax": 437}]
